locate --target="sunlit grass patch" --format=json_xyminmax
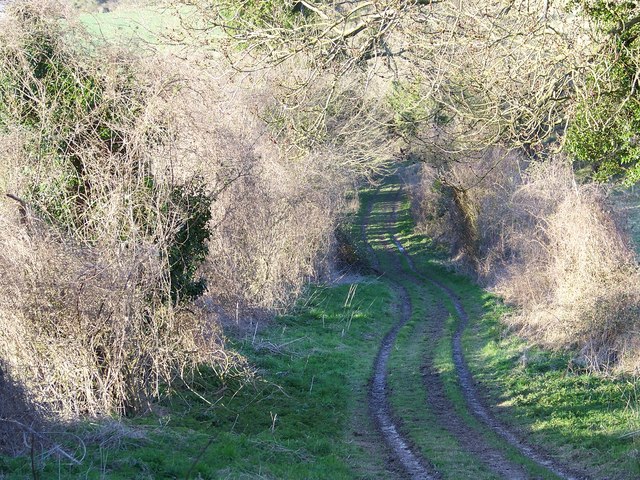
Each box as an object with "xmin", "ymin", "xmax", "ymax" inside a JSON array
[
  {"xmin": 2, "ymin": 278, "xmax": 395, "ymax": 479},
  {"xmin": 78, "ymin": 6, "xmax": 180, "ymax": 45}
]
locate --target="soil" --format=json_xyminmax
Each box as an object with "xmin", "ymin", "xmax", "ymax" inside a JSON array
[
  {"xmin": 364, "ymin": 192, "xmax": 437, "ymax": 479},
  {"xmin": 362, "ymin": 182, "xmax": 589, "ymax": 479}
]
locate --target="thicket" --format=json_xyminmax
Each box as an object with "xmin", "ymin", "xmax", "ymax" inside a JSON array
[
  {"xmin": 181, "ymin": 0, "xmax": 640, "ymax": 374},
  {"xmin": 410, "ymin": 152, "xmax": 640, "ymax": 373},
  {"xmin": 0, "ymin": 1, "xmax": 393, "ymax": 452},
  {"xmin": 377, "ymin": 0, "xmax": 640, "ymax": 373},
  {"xmin": 4, "ymin": 0, "xmax": 640, "ymax": 459},
  {"xmin": 161, "ymin": 63, "xmax": 391, "ymax": 317},
  {"xmin": 176, "ymin": 6, "xmax": 396, "ymax": 314},
  {"xmin": 0, "ymin": 2, "xmax": 223, "ymax": 446}
]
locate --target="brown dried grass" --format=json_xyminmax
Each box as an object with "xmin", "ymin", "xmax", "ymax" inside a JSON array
[
  {"xmin": 0, "ymin": 1, "xmax": 226, "ymax": 443},
  {"xmin": 0, "ymin": 215, "xmax": 222, "ymax": 418},
  {"xmin": 411, "ymin": 154, "xmax": 640, "ymax": 373},
  {"xmin": 500, "ymin": 163, "xmax": 640, "ymax": 372}
]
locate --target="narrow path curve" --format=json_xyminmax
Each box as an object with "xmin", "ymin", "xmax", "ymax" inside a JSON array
[
  {"xmin": 365, "ymin": 189, "xmax": 527, "ymax": 479},
  {"xmin": 387, "ymin": 188, "xmax": 587, "ymax": 480},
  {"xmin": 369, "ymin": 284, "xmax": 438, "ymax": 480},
  {"xmin": 364, "ymin": 192, "xmax": 439, "ymax": 480},
  {"xmin": 383, "ymin": 190, "xmax": 530, "ymax": 480}
]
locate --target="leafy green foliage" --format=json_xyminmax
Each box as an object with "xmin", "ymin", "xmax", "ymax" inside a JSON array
[
  {"xmin": 570, "ymin": 0, "xmax": 639, "ymax": 30},
  {"xmin": 219, "ymin": 0, "xmax": 300, "ymax": 36},
  {"xmin": 567, "ymin": 96, "xmax": 640, "ymax": 184},
  {"xmin": 567, "ymin": 1, "xmax": 640, "ymax": 184}
]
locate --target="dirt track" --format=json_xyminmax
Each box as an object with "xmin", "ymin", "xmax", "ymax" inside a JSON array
[
  {"xmin": 365, "ymin": 190, "xmax": 437, "ymax": 479},
  {"xmin": 363, "ymin": 182, "xmax": 588, "ymax": 480}
]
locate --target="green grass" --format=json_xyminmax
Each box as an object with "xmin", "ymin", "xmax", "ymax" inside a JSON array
[
  {"xmin": 363, "ymin": 182, "xmax": 556, "ymax": 478},
  {"xmin": 78, "ymin": 6, "xmax": 181, "ymax": 45},
  {"xmin": 387, "ymin": 179, "xmax": 640, "ymax": 480},
  {"xmin": 359, "ymin": 184, "xmax": 495, "ymax": 477},
  {"xmin": 77, "ymin": 5, "xmax": 222, "ymax": 47},
  {"xmin": 387, "ymin": 282, "xmax": 502, "ymax": 479},
  {"xmin": 1, "ymin": 279, "xmax": 396, "ymax": 479},
  {"xmin": 465, "ymin": 299, "xmax": 640, "ymax": 479}
]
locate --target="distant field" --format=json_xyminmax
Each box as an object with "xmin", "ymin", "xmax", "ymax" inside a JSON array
[
  {"xmin": 78, "ymin": 5, "xmax": 181, "ymax": 45},
  {"xmin": 77, "ymin": 3, "xmax": 223, "ymax": 52}
]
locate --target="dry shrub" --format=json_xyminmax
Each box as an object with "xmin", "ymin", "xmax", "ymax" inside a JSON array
[
  {"xmin": 411, "ymin": 154, "xmax": 640, "ymax": 372},
  {"xmin": 408, "ymin": 162, "xmax": 451, "ymax": 242},
  {"xmin": 0, "ymin": 216, "xmax": 219, "ymax": 418},
  {"xmin": 206, "ymin": 156, "xmax": 344, "ymax": 314},
  {"xmin": 500, "ymin": 163, "xmax": 640, "ymax": 372},
  {"xmin": 0, "ymin": 365, "xmax": 43, "ymax": 456},
  {"xmin": 0, "ymin": 1, "xmax": 224, "ymax": 437},
  {"xmin": 149, "ymin": 69, "xmax": 334, "ymax": 316},
  {"xmin": 160, "ymin": 54, "xmax": 391, "ymax": 317},
  {"xmin": 0, "ymin": 1, "xmax": 389, "ymax": 448},
  {"xmin": 409, "ymin": 148, "xmax": 524, "ymax": 272}
]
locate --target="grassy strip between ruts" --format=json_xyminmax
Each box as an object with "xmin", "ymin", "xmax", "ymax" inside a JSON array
[
  {"xmin": 389, "ymin": 184, "xmax": 640, "ymax": 480},
  {"xmin": 364, "ymin": 183, "xmax": 554, "ymax": 479},
  {"xmin": 361, "ymin": 185, "xmax": 499, "ymax": 478}
]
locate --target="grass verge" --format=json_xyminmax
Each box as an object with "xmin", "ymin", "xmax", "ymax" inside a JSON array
[
  {"xmin": 1, "ymin": 279, "xmax": 396, "ymax": 479},
  {"xmin": 392, "ymin": 179, "xmax": 640, "ymax": 480}
]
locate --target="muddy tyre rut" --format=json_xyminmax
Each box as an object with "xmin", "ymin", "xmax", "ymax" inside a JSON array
[
  {"xmin": 365, "ymin": 194, "xmax": 438, "ymax": 479},
  {"xmin": 363, "ymin": 184, "xmax": 587, "ymax": 480}
]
